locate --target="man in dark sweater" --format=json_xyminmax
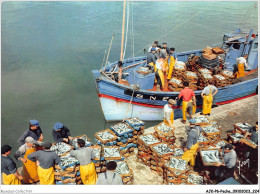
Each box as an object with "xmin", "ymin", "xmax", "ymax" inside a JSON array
[{"xmin": 52, "ymin": 122, "xmax": 72, "ymax": 143}]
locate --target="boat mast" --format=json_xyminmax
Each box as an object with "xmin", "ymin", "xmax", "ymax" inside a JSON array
[{"xmin": 120, "ymin": 0, "xmax": 127, "ymax": 61}]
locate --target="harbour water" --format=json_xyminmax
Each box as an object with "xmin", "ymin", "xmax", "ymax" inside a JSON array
[{"xmin": 1, "ymin": 1, "xmax": 258, "ymax": 162}]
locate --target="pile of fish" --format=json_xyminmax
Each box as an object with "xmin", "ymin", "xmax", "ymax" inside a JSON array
[
  {"xmin": 152, "ymin": 143, "xmax": 173, "ymax": 156},
  {"xmin": 202, "ymin": 125, "xmax": 219, "ymax": 134},
  {"xmin": 157, "ymin": 123, "xmax": 174, "ymax": 133},
  {"xmin": 201, "ymin": 150, "xmax": 221, "ymax": 163},
  {"xmin": 214, "ymin": 74, "xmax": 225, "ymax": 81},
  {"xmin": 104, "ymin": 147, "xmax": 121, "ymax": 158},
  {"xmin": 235, "ymin": 123, "xmax": 252, "ymax": 132},
  {"xmin": 111, "ymin": 123, "xmax": 133, "ymax": 136},
  {"xmin": 169, "ymin": 77, "xmax": 182, "ymax": 85},
  {"xmin": 96, "ymin": 130, "xmax": 116, "ymax": 141},
  {"xmin": 199, "ymin": 68, "xmax": 212, "ymax": 74},
  {"xmin": 187, "ymin": 173, "xmax": 203, "ymax": 185},
  {"xmin": 50, "ymin": 142, "xmax": 72, "ymax": 156},
  {"xmin": 202, "ymin": 73, "xmax": 213, "ymax": 79},
  {"xmin": 172, "ymin": 148, "xmax": 184, "ymax": 157},
  {"xmin": 215, "ymin": 140, "xmax": 227, "ymax": 149},
  {"xmin": 140, "ymin": 134, "xmax": 160, "ymax": 146},
  {"xmin": 115, "ymin": 161, "xmax": 130, "ymax": 175},
  {"xmin": 126, "ymin": 117, "xmax": 144, "ymax": 126},
  {"xmin": 165, "ymin": 158, "xmax": 188, "ymax": 171},
  {"xmin": 137, "ymin": 66, "xmax": 150, "ymax": 74},
  {"xmin": 92, "ymin": 147, "xmax": 101, "ymax": 159},
  {"xmin": 59, "ymin": 154, "xmax": 79, "ymax": 167},
  {"xmin": 193, "ymin": 116, "xmax": 210, "ymax": 124},
  {"xmin": 197, "ymin": 134, "xmax": 208, "ymax": 143},
  {"xmin": 229, "ymin": 133, "xmax": 244, "ymax": 142},
  {"xmin": 174, "ymin": 63, "xmax": 186, "ymax": 71},
  {"xmin": 221, "ymin": 70, "xmax": 233, "ymax": 77},
  {"xmin": 71, "ymin": 135, "xmax": 92, "ymax": 147}
]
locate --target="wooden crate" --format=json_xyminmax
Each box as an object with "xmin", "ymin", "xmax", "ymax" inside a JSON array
[
  {"xmin": 150, "ymin": 143, "xmax": 174, "ymax": 158},
  {"xmin": 191, "ymin": 115, "xmax": 211, "ymax": 126},
  {"xmin": 103, "ymin": 146, "xmax": 122, "ymax": 160},
  {"xmin": 234, "ymin": 123, "xmax": 252, "ymax": 134},
  {"xmin": 199, "ymin": 148, "xmax": 224, "ymax": 166},
  {"xmin": 51, "ymin": 142, "xmax": 74, "ymax": 157},
  {"xmin": 89, "ymin": 145, "xmax": 102, "ymax": 161},
  {"xmin": 240, "ymin": 138, "xmax": 258, "ymax": 149},
  {"xmin": 201, "ymin": 124, "xmax": 220, "ymax": 137},
  {"xmin": 187, "ymin": 172, "xmax": 203, "ymax": 185},
  {"xmin": 227, "ymin": 131, "xmax": 244, "ymax": 144},
  {"xmin": 137, "ymin": 134, "xmax": 161, "ymax": 147},
  {"xmin": 154, "ymin": 122, "xmax": 175, "ymax": 137},
  {"xmin": 71, "ymin": 134, "xmax": 92, "ymax": 148},
  {"xmin": 110, "ymin": 122, "xmax": 134, "ymax": 137},
  {"xmin": 95, "ymin": 129, "xmax": 118, "ymax": 144}
]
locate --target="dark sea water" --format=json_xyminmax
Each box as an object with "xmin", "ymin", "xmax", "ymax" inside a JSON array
[{"xmin": 1, "ymin": 1, "xmax": 258, "ymax": 164}]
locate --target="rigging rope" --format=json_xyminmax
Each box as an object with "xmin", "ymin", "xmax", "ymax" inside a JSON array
[
  {"xmin": 100, "ymin": 49, "xmax": 107, "ymax": 70},
  {"xmin": 240, "ymin": 2, "xmax": 255, "ymax": 29},
  {"xmin": 104, "ymin": 33, "xmax": 115, "ymax": 70},
  {"xmin": 131, "ymin": 1, "xmax": 135, "ymax": 60}
]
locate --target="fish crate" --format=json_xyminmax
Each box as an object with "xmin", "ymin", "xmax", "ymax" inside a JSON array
[
  {"xmin": 168, "ymin": 77, "xmax": 183, "ymax": 88},
  {"xmin": 115, "ymin": 160, "xmax": 134, "ymax": 184},
  {"xmin": 199, "ymin": 148, "xmax": 224, "ymax": 166},
  {"xmin": 191, "ymin": 115, "xmax": 211, "ymax": 126},
  {"xmin": 150, "ymin": 143, "xmax": 174, "ymax": 158},
  {"xmin": 125, "ymin": 117, "xmax": 145, "ymax": 129},
  {"xmin": 171, "ymin": 147, "xmax": 185, "ymax": 158},
  {"xmin": 136, "ymin": 153, "xmax": 151, "ymax": 166},
  {"xmin": 221, "ymin": 70, "xmax": 234, "ymax": 79},
  {"xmin": 198, "ymin": 68, "xmax": 212, "ymax": 75},
  {"xmin": 103, "ymin": 146, "xmax": 122, "ymax": 160},
  {"xmin": 201, "ymin": 124, "xmax": 220, "ymax": 137},
  {"xmin": 95, "ymin": 129, "xmax": 118, "ymax": 144},
  {"xmin": 212, "ymin": 47, "xmax": 225, "ymax": 54},
  {"xmin": 54, "ymin": 170, "xmax": 77, "ymax": 178},
  {"xmin": 71, "ymin": 134, "xmax": 92, "ymax": 149},
  {"xmin": 136, "ymin": 66, "xmax": 150, "ymax": 75},
  {"xmin": 213, "ymin": 74, "xmax": 230, "ymax": 87},
  {"xmin": 89, "ymin": 145, "xmax": 102, "ymax": 161},
  {"xmin": 163, "ymin": 157, "xmax": 190, "ymax": 176},
  {"xmin": 198, "ymin": 133, "xmax": 210, "ymax": 145},
  {"xmin": 174, "ymin": 62, "xmax": 187, "ymax": 72},
  {"xmin": 184, "ymin": 71, "xmax": 199, "ymax": 82},
  {"xmin": 227, "ymin": 131, "xmax": 244, "ymax": 144},
  {"xmin": 187, "ymin": 172, "xmax": 203, "ymax": 185},
  {"xmin": 234, "ymin": 123, "xmax": 252, "ymax": 134},
  {"xmin": 58, "ymin": 153, "xmax": 79, "ymax": 170},
  {"xmin": 155, "ymin": 122, "xmax": 175, "ymax": 136},
  {"xmin": 240, "ymin": 138, "xmax": 258, "ymax": 149},
  {"xmin": 138, "ymin": 134, "xmax": 161, "ymax": 148},
  {"xmin": 50, "ymin": 142, "xmax": 74, "ymax": 157},
  {"xmin": 213, "ymin": 140, "xmax": 230, "ymax": 149},
  {"xmin": 110, "ymin": 122, "xmax": 134, "ymax": 137}
]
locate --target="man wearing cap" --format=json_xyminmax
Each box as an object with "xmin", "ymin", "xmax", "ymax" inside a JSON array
[
  {"xmin": 14, "ymin": 136, "xmax": 39, "ymax": 184},
  {"xmin": 146, "ymin": 48, "xmax": 157, "ymax": 72},
  {"xmin": 147, "ymin": 41, "xmax": 159, "ymax": 53},
  {"xmin": 182, "ymin": 119, "xmax": 203, "ymax": 166},
  {"xmin": 70, "ymin": 139, "xmax": 97, "ymax": 185},
  {"xmin": 1, "ymin": 145, "xmax": 23, "ymax": 185},
  {"xmin": 215, "ymin": 144, "xmax": 237, "ymax": 180},
  {"xmin": 178, "ymin": 82, "xmax": 196, "ymax": 124},
  {"xmin": 167, "ymin": 47, "xmax": 178, "ymax": 80},
  {"xmin": 164, "ymin": 99, "xmax": 176, "ymax": 128},
  {"xmin": 96, "ymin": 161, "xmax": 123, "ymax": 185},
  {"xmin": 18, "ymin": 120, "xmax": 44, "ymax": 146},
  {"xmin": 52, "ymin": 122, "xmax": 72, "ymax": 143},
  {"xmin": 27, "ymin": 141, "xmax": 60, "ymax": 185}
]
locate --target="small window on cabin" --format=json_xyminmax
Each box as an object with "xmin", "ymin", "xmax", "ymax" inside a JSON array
[
  {"xmin": 232, "ymin": 42, "xmax": 240, "ymax": 50},
  {"xmin": 253, "ymin": 43, "xmax": 258, "ymax": 49}
]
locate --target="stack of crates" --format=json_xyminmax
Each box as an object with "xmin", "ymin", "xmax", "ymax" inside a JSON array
[
  {"xmin": 125, "ymin": 117, "xmax": 145, "ymax": 144},
  {"xmin": 89, "ymin": 145, "xmax": 106, "ymax": 174},
  {"xmin": 154, "ymin": 122, "xmax": 176, "ymax": 145},
  {"xmin": 115, "ymin": 160, "xmax": 134, "ymax": 185},
  {"xmin": 136, "ymin": 134, "xmax": 161, "ymax": 166},
  {"xmin": 54, "ymin": 153, "xmax": 81, "ymax": 185},
  {"xmin": 95, "ymin": 129, "xmax": 118, "ymax": 146},
  {"xmin": 70, "ymin": 134, "xmax": 93, "ymax": 149},
  {"xmin": 110, "ymin": 122, "xmax": 137, "ymax": 157}
]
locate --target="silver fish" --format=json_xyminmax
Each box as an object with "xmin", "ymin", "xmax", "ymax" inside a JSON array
[
  {"xmin": 192, "ymin": 116, "xmax": 210, "ymax": 124},
  {"xmin": 230, "ymin": 133, "xmax": 244, "ymax": 142},
  {"xmin": 59, "ymin": 154, "xmax": 78, "ymax": 167},
  {"xmin": 202, "ymin": 125, "xmax": 219, "ymax": 134},
  {"xmin": 111, "ymin": 123, "xmax": 132, "ymax": 135},
  {"xmin": 235, "ymin": 123, "xmax": 251, "ymax": 132},
  {"xmin": 157, "ymin": 123, "xmax": 174, "ymax": 133},
  {"xmin": 71, "ymin": 136, "xmax": 91, "ymax": 147},
  {"xmin": 140, "ymin": 134, "xmax": 160, "ymax": 145},
  {"xmin": 214, "ymin": 74, "xmax": 225, "ymax": 80},
  {"xmin": 165, "ymin": 158, "xmax": 187, "ymax": 171},
  {"xmin": 199, "ymin": 68, "xmax": 211, "ymax": 74},
  {"xmin": 96, "ymin": 131, "xmax": 116, "ymax": 141},
  {"xmin": 115, "ymin": 161, "xmax": 130, "ymax": 175},
  {"xmin": 92, "ymin": 148, "xmax": 101, "ymax": 158},
  {"xmin": 138, "ymin": 67, "xmax": 150, "ymax": 73},
  {"xmin": 172, "ymin": 148, "xmax": 184, "ymax": 157},
  {"xmin": 50, "ymin": 142, "xmax": 72, "ymax": 156},
  {"xmin": 188, "ymin": 174, "xmax": 203, "ymax": 184},
  {"xmin": 152, "ymin": 143, "xmax": 173, "ymax": 156},
  {"xmin": 202, "ymin": 73, "xmax": 213, "ymax": 79},
  {"xmin": 197, "ymin": 134, "xmax": 208, "ymax": 143},
  {"xmin": 104, "ymin": 148, "xmax": 121, "ymax": 158},
  {"xmin": 174, "ymin": 64, "xmax": 186, "ymax": 70},
  {"xmin": 127, "ymin": 117, "xmax": 144, "ymax": 125},
  {"xmin": 222, "ymin": 70, "xmax": 233, "ymax": 77},
  {"xmin": 215, "ymin": 141, "xmax": 227, "ymax": 148},
  {"xmin": 186, "ymin": 71, "xmax": 198, "ymax": 77},
  {"xmin": 169, "ymin": 78, "xmax": 182, "ymax": 85},
  {"xmin": 201, "ymin": 150, "xmax": 221, "ymax": 163}
]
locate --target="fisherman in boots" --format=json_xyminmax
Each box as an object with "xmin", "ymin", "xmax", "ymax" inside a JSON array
[
  {"xmin": 70, "ymin": 139, "xmax": 97, "ymax": 185},
  {"xmin": 1, "ymin": 145, "xmax": 23, "ymax": 185},
  {"xmin": 27, "ymin": 141, "xmax": 60, "ymax": 185},
  {"xmin": 146, "ymin": 47, "xmax": 157, "ymax": 72},
  {"xmin": 235, "ymin": 54, "xmax": 249, "ymax": 78},
  {"xmin": 164, "ymin": 99, "xmax": 176, "ymax": 128},
  {"xmin": 167, "ymin": 47, "xmax": 178, "ymax": 80},
  {"xmin": 155, "ymin": 55, "xmax": 166, "ymax": 91},
  {"xmin": 14, "ymin": 136, "xmax": 39, "ymax": 184},
  {"xmin": 201, "ymin": 80, "xmax": 218, "ymax": 116}
]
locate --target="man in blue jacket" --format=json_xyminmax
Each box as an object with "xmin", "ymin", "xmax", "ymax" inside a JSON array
[{"xmin": 52, "ymin": 122, "xmax": 72, "ymax": 143}]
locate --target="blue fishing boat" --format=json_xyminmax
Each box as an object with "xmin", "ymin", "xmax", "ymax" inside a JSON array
[{"xmin": 92, "ymin": 3, "xmax": 258, "ymax": 122}]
